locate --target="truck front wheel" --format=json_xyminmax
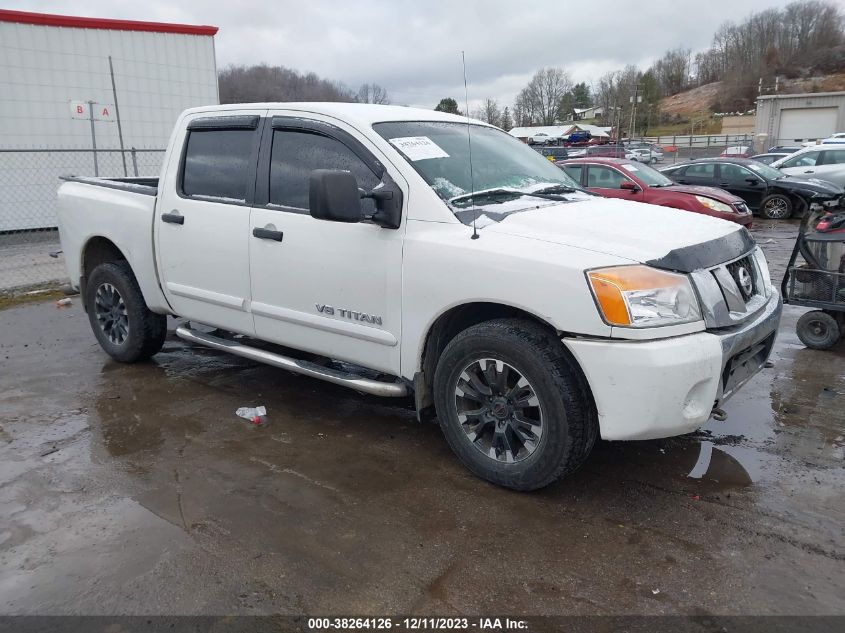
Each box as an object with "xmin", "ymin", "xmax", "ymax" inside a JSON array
[
  {"xmin": 433, "ymin": 318, "xmax": 597, "ymax": 491},
  {"xmin": 85, "ymin": 261, "xmax": 167, "ymax": 363}
]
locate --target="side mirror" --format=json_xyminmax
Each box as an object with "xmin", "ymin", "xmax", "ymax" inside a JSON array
[
  {"xmin": 745, "ymin": 177, "xmax": 759, "ymax": 185},
  {"xmin": 309, "ymin": 170, "xmax": 363, "ymax": 223},
  {"xmin": 620, "ymin": 181, "xmax": 640, "ymax": 192}
]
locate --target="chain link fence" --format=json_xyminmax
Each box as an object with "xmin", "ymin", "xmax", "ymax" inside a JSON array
[
  {"xmin": 639, "ymin": 134, "xmax": 755, "ymax": 164},
  {"xmin": 0, "ymin": 148, "xmax": 164, "ymax": 294}
]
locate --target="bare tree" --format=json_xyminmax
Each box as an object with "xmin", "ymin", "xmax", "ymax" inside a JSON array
[
  {"xmin": 522, "ymin": 68, "xmax": 573, "ymax": 125},
  {"xmin": 356, "ymin": 83, "xmax": 390, "ymax": 104},
  {"xmin": 219, "ymin": 64, "xmax": 356, "ymax": 103}
]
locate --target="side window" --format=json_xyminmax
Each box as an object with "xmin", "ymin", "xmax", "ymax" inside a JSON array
[
  {"xmin": 820, "ymin": 150, "xmax": 845, "ymax": 165},
  {"xmin": 719, "ymin": 163, "xmax": 754, "ymax": 184},
  {"xmin": 269, "ymin": 130, "xmax": 379, "ymax": 212},
  {"xmin": 182, "ymin": 129, "xmax": 255, "ymax": 200},
  {"xmin": 562, "ymin": 165, "xmax": 582, "ymax": 183},
  {"xmin": 586, "ymin": 165, "xmax": 627, "ymax": 189},
  {"xmin": 684, "ymin": 163, "xmax": 716, "ymax": 179},
  {"xmin": 782, "ymin": 152, "xmax": 819, "ymax": 168}
]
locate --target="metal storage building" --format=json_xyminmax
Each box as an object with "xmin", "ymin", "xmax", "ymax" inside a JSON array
[
  {"xmin": 755, "ymin": 91, "xmax": 845, "ymax": 148},
  {"xmin": 0, "ymin": 9, "xmax": 220, "ymax": 231}
]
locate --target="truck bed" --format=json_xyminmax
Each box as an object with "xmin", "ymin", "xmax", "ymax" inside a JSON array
[{"xmin": 59, "ymin": 176, "xmax": 159, "ymax": 197}]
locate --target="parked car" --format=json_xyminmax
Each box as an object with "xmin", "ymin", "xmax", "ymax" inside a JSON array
[
  {"xmin": 624, "ymin": 141, "xmax": 664, "ymax": 161},
  {"xmin": 767, "ymin": 145, "xmax": 803, "ymax": 153},
  {"xmin": 565, "ymin": 130, "xmax": 591, "ymax": 144},
  {"xmin": 529, "ymin": 132, "xmax": 557, "ymax": 145},
  {"xmin": 557, "ymin": 158, "xmax": 752, "ymax": 226},
  {"xmin": 721, "ymin": 146, "xmax": 754, "ymax": 157},
  {"xmin": 584, "ymin": 144, "xmax": 637, "ymax": 160},
  {"xmin": 536, "ymin": 147, "xmax": 569, "ymax": 161},
  {"xmin": 661, "ymin": 157, "xmax": 844, "ymax": 219},
  {"xmin": 770, "ymin": 146, "xmax": 845, "ymax": 187},
  {"xmin": 750, "ymin": 153, "xmax": 790, "ymax": 165},
  {"xmin": 56, "ymin": 102, "xmax": 781, "ymax": 491},
  {"xmin": 820, "ymin": 132, "xmax": 845, "ymax": 145}
]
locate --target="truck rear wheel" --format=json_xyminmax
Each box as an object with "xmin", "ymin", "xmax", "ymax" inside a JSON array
[
  {"xmin": 86, "ymin": 261, "xmax": 167, "ymax": 363},
  {"xmin": 433, "ymin": 318, "xmax": 597, "ymax": 491}
]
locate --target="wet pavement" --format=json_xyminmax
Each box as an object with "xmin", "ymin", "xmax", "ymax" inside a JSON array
[{"xmin": 0, "ymin": 220, "xmax": 843, "ymax": 616}]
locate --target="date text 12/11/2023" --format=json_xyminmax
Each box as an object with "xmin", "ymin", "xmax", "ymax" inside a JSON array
[{"xmin": 307, "ymin": 617, "xmax": 529, "ymax": 630}]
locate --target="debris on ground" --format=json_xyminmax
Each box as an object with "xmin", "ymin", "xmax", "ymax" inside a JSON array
[
  {"xmin": 235, "ymin": 406, "xmax": 268, "ymax": 427},
  {"xmin": 55, "ymin": 298, "xmax": 72, "ymax": 308}
]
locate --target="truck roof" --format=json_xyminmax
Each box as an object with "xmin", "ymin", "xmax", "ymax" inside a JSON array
[{"xmin": 181, "ymin": 102, "xmax": 489, "ymax": 128}]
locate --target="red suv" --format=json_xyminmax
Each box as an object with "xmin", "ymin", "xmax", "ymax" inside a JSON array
[{"xmin": 556, "ymin": 157, "xmax": 752, "ymax": 227}]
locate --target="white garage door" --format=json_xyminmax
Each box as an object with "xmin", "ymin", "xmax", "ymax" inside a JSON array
[{"xmin": 778, "ymin": 107, "xmax": 838, "ymax": 142}]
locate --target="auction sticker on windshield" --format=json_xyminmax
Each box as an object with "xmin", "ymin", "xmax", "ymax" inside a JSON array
[{"xmin": 389, "ymin": 136, "xmax": 449, "ymax": 161}]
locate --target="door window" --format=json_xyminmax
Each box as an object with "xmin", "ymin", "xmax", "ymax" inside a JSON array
[
  {"xmin": 561, "ymin": 165, "xmax": 583, "ymax": 183},
  {"xmin": 719, "ymin": 163, "xmax": 755, "ymax": 184},
  {"xmin": 683, "ymin": 163, "xmax": 716, "ymax": 180},
  {"xmin": 781, "ymin": 152, "xmax": 819, "ymax": 168},
  {"xmin": 269, "ymin": 130, "xmax": 379, "ymax": 212},
  {"xmin": 586, "ymin": 165, "xmax": 628, "ymax": 189},
  {"xmin": 181, "ymin": 129, "xmax": 255, "ymax": 201},
  {"xmin": 819, "ymin": 150, "xmax": 845, "ymax": 165}
]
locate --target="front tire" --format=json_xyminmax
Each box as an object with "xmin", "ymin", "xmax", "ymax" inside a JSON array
[
  {"xmin": 86, "ymin": 261, "xmax": 167, "ymax": 363},
  {"xmin": 796, "ymin": 310, "xmax": 841, "ymax": 350},
  {"xmin": 760, "ymin": 194, "xmax": 793, "ymax": 220},
  {"xmin": 433, "ymin": 319, "xmax": 597, "ymax": 491}
]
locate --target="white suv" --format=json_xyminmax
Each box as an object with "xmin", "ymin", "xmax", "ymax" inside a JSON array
[{"xmin": 771, "ymin": 146, "xmax": 845, "ymax": 187}]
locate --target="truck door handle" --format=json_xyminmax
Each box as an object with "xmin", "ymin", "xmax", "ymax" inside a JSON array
[
  {"xmin": 252, "ymin": 227, "xmax": 284, "ymax": 242},
  {"xmin": 161, "ymin": 212, "xmax": 184, "ymax": 225}
]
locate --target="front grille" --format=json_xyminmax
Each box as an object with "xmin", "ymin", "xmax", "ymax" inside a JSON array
[{"xmin": 726, "ymin": 255, "xmax": 758, "ymax": 300}]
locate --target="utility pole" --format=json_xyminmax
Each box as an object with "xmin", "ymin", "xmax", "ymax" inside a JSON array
[{"xmin": 628, "ymin": 84, "xmax": 641, "ymax": 140}]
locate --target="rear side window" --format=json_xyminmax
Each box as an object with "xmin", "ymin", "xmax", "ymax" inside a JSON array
[
  {"xmin": 269, "ymin": 130, "xmax": 379, "ymax": 212},
  {"xmin": 684, "ymin": 163, "xmax": 716, "ymax": 179},
  {"xmin": 182, "ymin": 129, "xmax": 255, "ymax": 201}
]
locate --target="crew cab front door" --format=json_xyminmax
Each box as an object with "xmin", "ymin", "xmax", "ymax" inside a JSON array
[
  {"xmin": 247, "ymin": 115, "xmax": 406, "ymax": 375},
  {"xmin": 156, "ymin": 111, "xmax": 265, "ymax": 335}
]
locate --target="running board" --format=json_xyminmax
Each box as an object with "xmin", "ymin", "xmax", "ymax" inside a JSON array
[{"xmin": 175, "ymin": 324, "xmax": 409, "ymax": 398}]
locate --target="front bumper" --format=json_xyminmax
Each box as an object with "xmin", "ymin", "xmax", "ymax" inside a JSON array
[{"xmin": 564, "ymin": 292, "xmax": 782, "ymax": 441}]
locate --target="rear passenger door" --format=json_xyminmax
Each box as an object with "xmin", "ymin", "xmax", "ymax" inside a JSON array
[
  {"xmin": 247, "ymin": 115, "xmax": 407, "ymax": 375},
  {"xmin": 156, "ymin": 111, "xmax": 265, "ymax": 335}
]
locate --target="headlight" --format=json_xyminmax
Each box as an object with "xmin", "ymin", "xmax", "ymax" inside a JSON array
[
  {"xmin": 587, "ymin": 265, "xmax": 702, "ymax": 328},
  {"xmin": 695, "ymin": 196, "xmax": 734, "ymax": 213},
  {"xmin": 752, "ymin": 247, "xmax": 773, "ymax": 297}
]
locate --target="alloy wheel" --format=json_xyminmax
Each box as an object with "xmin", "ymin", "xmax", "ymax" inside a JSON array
[
  {"xmin": 453, "ymin": 358, "xmax": 544, "ymax": 463},
  {"xmin": 94, "ymin": 282, "xmax": 129, "ymax": 345},
  {"xmin": 763, "ymin": 198, "xmax": 789, "ymax": 219}
]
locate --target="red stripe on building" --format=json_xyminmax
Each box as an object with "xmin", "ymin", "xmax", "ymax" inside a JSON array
[{"xmin": 0, "ymin": 9, "xmax": 218, "ymax": 36}]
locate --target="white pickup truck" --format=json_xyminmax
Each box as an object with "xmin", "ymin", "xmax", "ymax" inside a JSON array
[{"xmin": 57, "ymin": 103, "xmax": 782, "ymax": 490}]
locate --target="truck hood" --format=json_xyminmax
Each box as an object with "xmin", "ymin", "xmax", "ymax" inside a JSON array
[{"xmin": 485, "ymin": 196, "xmax": 751, "ymax": 271}]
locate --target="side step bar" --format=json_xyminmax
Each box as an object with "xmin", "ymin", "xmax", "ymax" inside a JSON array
[{"xmin": 175, "ymin": 324, "xmax": 409, "ymax": 398}]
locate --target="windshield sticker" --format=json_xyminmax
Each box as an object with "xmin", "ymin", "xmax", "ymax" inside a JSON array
[
  {"xmin": 389, "ymin": 136, "xmax": 449, "ymax": 161},
  {"xmin": 621, "ymin": 164, "xmax": 639, "ymax": 172}
]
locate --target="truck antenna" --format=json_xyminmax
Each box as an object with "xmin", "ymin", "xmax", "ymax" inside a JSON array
[{"xmin": 462, "ymin": 51, "xmax": 479, "ymax": 240}]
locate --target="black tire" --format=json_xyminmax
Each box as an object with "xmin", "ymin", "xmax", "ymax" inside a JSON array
[
  {"xmin": 759, "ymin": 194, "xmax": 793, "ymax": 220},
  {"xmin": 433, "ymin": 318, "xmax": 597, "ymax": 491},
  {"xmin": 796, "ymin": 310, "xmax": 841, "ymax": 350},
  {"xmin": 85, "ymin": 261, "xmax": 167, "ymax": 363}
]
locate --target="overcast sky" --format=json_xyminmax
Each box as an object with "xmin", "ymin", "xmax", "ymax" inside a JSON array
[{"xmin": 10, "ymin": 0, "xmax": 801, "ymax": 109}]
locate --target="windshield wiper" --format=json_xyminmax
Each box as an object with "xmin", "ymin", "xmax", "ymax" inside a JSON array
[
  {"xmin": 532, "ymin": 184, "xmax": 579, "ymax": 195},
  {"xmin": 449, "ymin": 187, "xmax": 574, "ymax": 206}
]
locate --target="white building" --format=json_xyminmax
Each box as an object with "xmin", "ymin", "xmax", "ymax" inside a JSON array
[
  {"xmin": 755, "ymin": 91, "xmax": 845, "ymax": 147},
  {"xmin": 0, "ymin": 9, "xmax": 220, "ymax": 230}
]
